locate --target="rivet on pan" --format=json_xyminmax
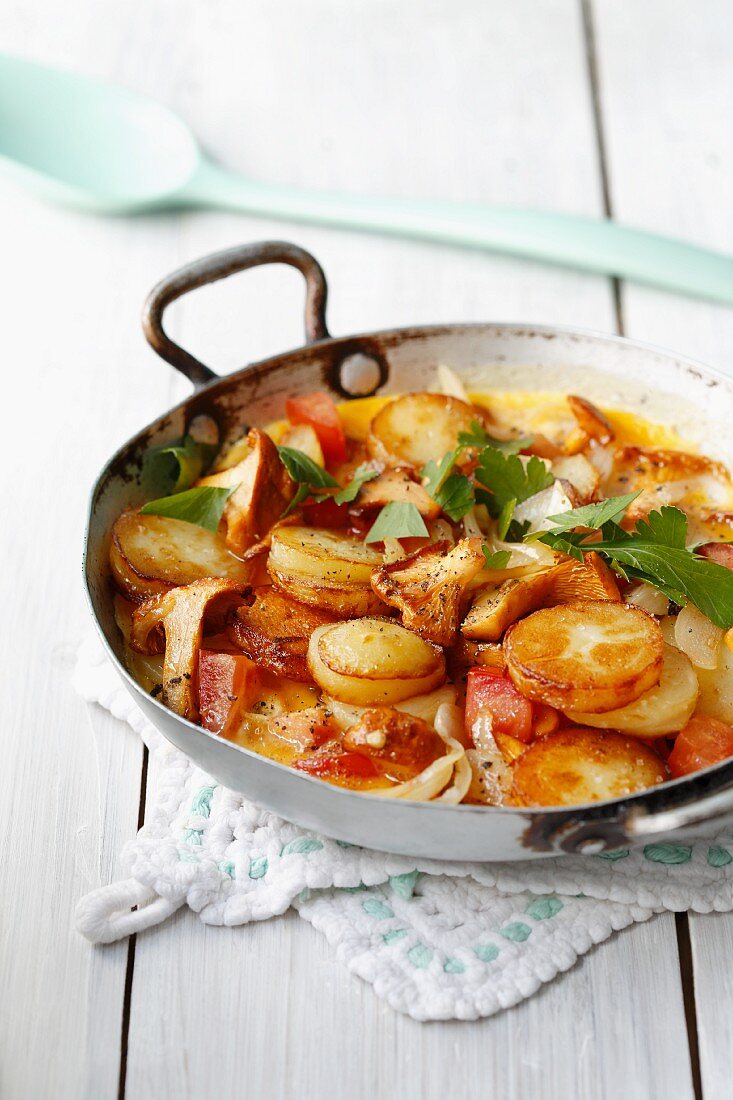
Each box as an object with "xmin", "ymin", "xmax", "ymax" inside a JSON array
[
  {"xmin": 337, "ymin": 352, "xmax": 384, "ymax": 397},
  {"xmin": 187, "ymin": 414, "xmax": 220, "ymax": 446}
]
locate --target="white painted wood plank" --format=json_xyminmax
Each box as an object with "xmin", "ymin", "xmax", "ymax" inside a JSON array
[
  {"xmin": 0, "ymin": 6, "xmax": 190, "ymax": 1096},
  {"xmin": 124, "ymin": 3, "xmax": 692, "ymax": 1099},
  {"xmin": 592, "ymin": 2, "xmax": 733, "ymax": 1096}
]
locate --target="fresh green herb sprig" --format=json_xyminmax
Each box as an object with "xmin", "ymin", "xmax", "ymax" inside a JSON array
[
  {"xmin": 143, "ymin": 435, "xmax": 217, "ymax": 494},
  {"xmin": 140, "ymin": 484, "xmax": 237, "ymax": 533},
  {"xmin": 364, "ymin": 502, "xmax": 429, "ymax": 544},
  {"xmin": 534, "ymin": 497, "xmax": 733, "ymax": 630}
]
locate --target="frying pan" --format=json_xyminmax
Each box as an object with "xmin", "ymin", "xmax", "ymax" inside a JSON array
[{"xmin": 83, "ymin": 240, "xmax": 733, "ymax": 860}]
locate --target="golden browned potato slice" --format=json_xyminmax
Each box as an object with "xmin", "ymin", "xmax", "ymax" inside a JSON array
[
  {"xmin": 371, "ymin": 538, "xmax": 485, "ymax": 645},
  {"xmin": 357, "ymin": 468, "xmax": 441, "ymax": 518},
  {"xmin": 197, "ymin": 428, "xmax": 294, "ymax": 554},
  {"xmin": 367, "ymin": 393, "xmax": 479, "ymax": 469},
  {"xmin": 228, "ymin": 586, "xmax": 337, "ymax": 682},
  {"xmin": 504, "ymin": 600, "xmax": 664, "ymax": 713},
  {"xmin": 511, "ymin": 727, "xmax": 668, "ymax": 807},
  {"xmin": 110, "ymin": 512, "xmax": 252, "ymax": 601},
  {"xmin": 307, "ymin": 618, "xmax": 446, "ymax": 705},
  {"xmin": 130, "ymin": 578, "xmax": 250, "ymax": 719},
  {"xmin": 566, "ymin": 643, "xmax": 698, "ymax": 737},
  {"xmin": 268, "ymin": 526, "xmax": 385, "ymax": 616}
]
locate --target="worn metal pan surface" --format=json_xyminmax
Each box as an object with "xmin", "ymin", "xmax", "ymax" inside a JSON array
[{"xmin": 83, "ymin": 240, "xmax": 733, "ymax": 860}]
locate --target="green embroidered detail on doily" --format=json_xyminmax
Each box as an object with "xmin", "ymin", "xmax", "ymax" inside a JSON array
[
  {"xmin": 389, "ymin": 870, "xmax": 420, "ymax": 899},
  {"xmin": 183, "ymin": 828, "xmax": 202, "ymax": 846},
  {"xmin": 248, "ymin": 856, "xmax": 268, "ymax": 879},
  {"xmin": 191, "ymin": 785, "xmax": 216, "ymax": 817},
  {"xmin": 280, "ymin": 837, "xmax": 324, "ymax": 856},
  {"xmin": 382, "ymin": 928, "xmax": 408, "ymax": 945},
  {"xmin": 525, "ymin": 896, "xmax": 564, "ymax": 920},
  {"xmin": 298, "ymin": 887, "xmax": 312, "ymax": 903},
  {"xmin": 500, "ymin": 921, "xmax": 532, "ymax": 943},
  {"xmin": 178, "ymin": 850, "xmax": 199, "ymax": 863},
  {"xmin": 596, "ymin": 849, "xmax": 630, "ymax": 861},
  {"xmin": 474, "ymin": 943, "xmax": 500, "ymax": 962},
  {"xmin": 362, "ymin": 898, "xmax": 394, "ymax": 919},
  {"xmin": 407, "ymin": 943, "xmax": 433, "ymax": 969},
  {"xmin": 335, "ymin": 840, "xmax": 356, "ymax": 848},
  {"xmin": 443, "ymin": 957, "xmax": 465, "ymax": 974},
  {"xmin": 707, "ymin": 845, "xmax": 733, "ymax": 867},
  {"xmin": 341, "ymin": 884, "xmax": 368, "ymax": 893},
  {"xmin": 218, "ymin": 861, "xmax": 235, "ymax": 878},
  {"xmin": 643, "ymin": 843, "xmax": 692, "ymax": 864}
]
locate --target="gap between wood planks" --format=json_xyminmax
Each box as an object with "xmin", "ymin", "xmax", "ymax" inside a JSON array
[
  {"xmin": 117, "ymin": 744, "xmax": 149, "ymax": 1100},
  {"xmin": 580, "ymin": 3, "xmax": 702, "ymax": 1097}
]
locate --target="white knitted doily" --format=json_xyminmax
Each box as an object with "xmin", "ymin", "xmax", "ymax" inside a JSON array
[{"xmin": 74, "ymin": 637, "xmax": 733, "ymax": 1021}]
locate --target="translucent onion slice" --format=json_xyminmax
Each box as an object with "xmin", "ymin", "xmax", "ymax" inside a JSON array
[{"xmin": 674, "ymin": 602, "xmax": 724, "ymax": 670}]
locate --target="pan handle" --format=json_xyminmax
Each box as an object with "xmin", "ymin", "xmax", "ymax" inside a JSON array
[{"xmin": 142, "ymin": 240, "xmax": 330, "ymax": 389}]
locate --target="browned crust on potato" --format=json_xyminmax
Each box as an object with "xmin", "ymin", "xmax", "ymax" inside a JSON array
[{"xmin": 567, "ymin": 395, "xmax": 615, "ymax": 445}]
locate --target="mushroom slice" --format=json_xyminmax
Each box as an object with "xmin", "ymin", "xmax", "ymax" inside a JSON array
[
  {"xmin": 196, "ymin": 429, "xmax": 294, "ymax": 555},
  {"xmin": 567, "ymin": 395, "xmax": 615, "ymax": 445},
  {"xmin": 504, "ymin": 600, "xmax": 664, "ymax": 713},
  {"xmin": 371, "ymin": 538, "xmax": 485, "ymax": 646},
  {"xmin": 130, "ymin": 578, "xmax": 250, "ymax": 719},
  {"xmin": 356, "ymin": 468, "xmax": 441, "ymax": 518},
  {"xmin": 462, "ymin": 554, "xmax": 620, "ymax": 642},
  {"xmin": 228, "ymin": 586, "xmax": 338, "ymax": 681}
]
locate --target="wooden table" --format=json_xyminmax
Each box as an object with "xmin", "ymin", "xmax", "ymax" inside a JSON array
[{"xmin": 2, "ymin": 2, "xmax": 732, "ymax": 1096}]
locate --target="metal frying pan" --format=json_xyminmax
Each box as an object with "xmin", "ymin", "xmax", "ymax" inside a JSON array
[{"xmin": 83, "ymin": 240, "xmax": 733, "ymax": 860}]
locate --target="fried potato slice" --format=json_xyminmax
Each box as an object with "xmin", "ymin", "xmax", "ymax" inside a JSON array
[
  {"xmin": 371, "ymin": 538, "xmax": 485, "ymax": 645},
  {"xmin": 110, "ymin": 512, "xmax": 251, "ymax": 601},
  {"xmin": 462, "ymin": 554, "xmax": 620, "ymax": 642},
  {"xmin": 550, "ymin": 453, "xmax": 600, "ymax": 503},
  {"xmin": 197, "ymin": 428, "xmax": 294, "ymax": 554},
  {"xmin": 307, "ymin": 618, "xmax": 446, "ymax": 705},
  {"xmin": 356, "ymin": 468, "xmax": 441, "ymax": 518},
  {"xmin": 279, "ymin": 423, "xmax": 324, "ymax": 466},
  {"xmin": 228, "ymin": 586, "xmax": 337, "ymax": 682},
  {"xmin": 511, "ymin": 727, "xmax": 668, "ymax": 806},
  {"xmin": 268, "ymin": 525, "xmax": 385, "ymax": 616},
  {"xmin": 130, "ymin": 578, "xmax": 250, "ymax": 719},
  {"xmin": 504, "ymin": 600, "xmax": 664, "ymax": 713},
  {"xmin": 566, "ymin": 643, "xmax": 698, "ymax": 737},
  {"xmin": 367, "ymin": 393, "xmax": 479, "ymax": 469}
]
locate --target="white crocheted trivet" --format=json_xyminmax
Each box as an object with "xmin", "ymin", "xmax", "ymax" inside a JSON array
[{"xmin": 74, "ymin": 637, "xmax": 733, "ymax": 1021}]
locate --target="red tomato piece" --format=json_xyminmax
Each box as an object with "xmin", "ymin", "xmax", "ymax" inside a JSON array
[
  {"xmin": 668, "ymin": 715, "xmax": 733, "ymax": 778},
  {"xmin": 286, "ymin": 392, "xmax": 347, "ymax": 464},
  {"xmin": 295, "ymin": 743, "xmax": 379, "ymax": 779},
  {"xmin": 301, "ymin": 496, "xmax": 350, "ymax": 528},
  {"xmin": 198, "ymin": 651, "xmax": 252, "ymax": 736},
  {"xmin": 465, "ymin": 666, "xmax": 535, "ymax": 744}
]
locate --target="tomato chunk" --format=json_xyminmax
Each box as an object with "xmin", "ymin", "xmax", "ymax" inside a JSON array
[
  {"xmin": 465, "ymin": 667, "xmax": 534, "ymax": 743},
  {"xmin": 301, "ymin": 496, "xmax": 350, "ymax": 528},
  {"xmin": 198, "ymin": 651, "xmax": 252, "ymax": 736},
  {"xmin": 286, "ymin": 392, "xmax": 347, "ymax": 464},
  {"xmin": 295, "ymin": 742, "xmax": 379, "ymax": 779},
  {"xmin": 668, "ymin": 715, "xmax": 733, "ymax": 778}
]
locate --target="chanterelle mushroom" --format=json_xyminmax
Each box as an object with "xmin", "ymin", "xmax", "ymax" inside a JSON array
[
  {"xmin": 130, "ymin": 578, "xmax": 250, "ymax": 719},
  {"xmin": 196, "ymin": 429, "xmax": 294, "ymax": 555},
  {"xmin": 370, "ymin": 537, "xmax": 485, "ymax": 646}
]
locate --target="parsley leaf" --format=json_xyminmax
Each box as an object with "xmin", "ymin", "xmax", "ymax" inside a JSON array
[
  {"xmin": 364, "ymin": 502, "xmax": 429, "ymax": 544},
  {"xmin": 421, "ymin": 452, "xmax": 475, "ymax": 521},
  {"xmin": 277, "ymin": 446, "xmax": 339, "ymax": 489},
  {"xmin": 482, "ymin": 547, "xmax": 512, "ymax": 569},
  {"xmin": 536, "ymin": 503, "xmax": 733, "ymax": 629},
  {"xmin": 475, "ymin": 449, "xmax": 554, "ymax": 520},
  {"xmin": 544, "ymin": 492, "xmax": 642, "ymax": 533},
  {"xmin": 333, "ymin": 464, "xmax": 380, "ymax": 505},
  {"xmin": 457, "ymin": 420, "xmax": 532, "ymax": 455},
  {"xmin": 140, "ymin": 485, "xmax": 236, "ymax": 532}
]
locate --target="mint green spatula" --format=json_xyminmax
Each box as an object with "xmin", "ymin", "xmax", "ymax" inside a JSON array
[{"xmin": 2, "ymin": 52, "xmax": 732, "ymax": 305}]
